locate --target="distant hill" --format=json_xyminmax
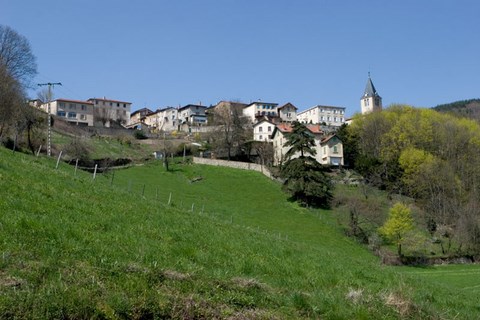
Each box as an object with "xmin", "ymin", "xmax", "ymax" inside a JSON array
[{"xmin": 433, "ymin": 99, "xmax": 480, "ymax": 121}]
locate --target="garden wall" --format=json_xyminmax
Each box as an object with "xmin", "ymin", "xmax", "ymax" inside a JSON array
[{"xmin": 192, "ymin": 157, "xmax": 273, "ymax": 179}]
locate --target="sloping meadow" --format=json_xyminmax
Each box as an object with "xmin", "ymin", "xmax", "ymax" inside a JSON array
[{"xmin": 0, "ymin": 148, "xmax": 477, "ymax": 319}]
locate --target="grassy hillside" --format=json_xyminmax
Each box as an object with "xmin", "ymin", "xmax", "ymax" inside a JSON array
[{"xmin": 0, "ymin": 148, "xmax": 479, "ymax": 319}]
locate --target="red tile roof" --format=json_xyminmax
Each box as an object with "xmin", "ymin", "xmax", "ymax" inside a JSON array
[{"xmin": 275, "ymin": 123, "xmax": 323, "ymax": 134}]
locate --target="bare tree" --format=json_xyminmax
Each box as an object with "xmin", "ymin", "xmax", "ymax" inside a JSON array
[
  {"xmin": 36, "ymin": 87, "xmax": 52, "ymax": 103},
  {"xmin": 0, "ymin": 63, "xmax": 24, "ymax": 139},
  {"xmin": 94, "ymin": 107, "xmax": 115, "ymax": 127},
  {"xmin": 0, "ymin": 25, "xmax": 37, "ymax": 87},
  {"xmin": 211, "ymin": 105, "xmax": 250, "ymax": 160}
]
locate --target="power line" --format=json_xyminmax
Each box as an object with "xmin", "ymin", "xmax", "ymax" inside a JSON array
[{"xmin": 37, "ymin": 82, "xmax": 62, "ymax": 157}]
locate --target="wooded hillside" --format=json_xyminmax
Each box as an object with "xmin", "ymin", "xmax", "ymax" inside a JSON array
[{"xmin": 341, "ymin": 105, "xmax": 480, "ymax": 255}]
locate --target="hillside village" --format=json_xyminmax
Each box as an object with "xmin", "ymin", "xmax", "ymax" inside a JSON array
[{"xmin": 30, "ymin": 75, "xmax": 383, "ymax": 167}]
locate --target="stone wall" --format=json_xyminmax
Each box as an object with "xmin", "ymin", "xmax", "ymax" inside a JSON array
[{"xmin": 193, "ymin": 157, "xmax": 273, "ymax": 179}]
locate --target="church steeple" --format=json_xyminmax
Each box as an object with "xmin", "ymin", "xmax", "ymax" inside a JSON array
[{"xmin": 361, "ymin": 73, "xmax": 382, "ymax": 114}]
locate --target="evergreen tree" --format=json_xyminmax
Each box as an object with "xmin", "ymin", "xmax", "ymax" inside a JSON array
[{"xmin": 280, "ymin": 122, "xmax": 333, "ymax": 208}]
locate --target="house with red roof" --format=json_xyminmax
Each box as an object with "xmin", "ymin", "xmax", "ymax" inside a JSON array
[{"xmin": 271, "ymin": 123, "xmax": 343, "ymax": 166}]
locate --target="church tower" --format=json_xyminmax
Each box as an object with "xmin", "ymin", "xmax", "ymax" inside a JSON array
[{"xmin": 360, "ymin": 73, "xmax": 382, "ymax": 114}]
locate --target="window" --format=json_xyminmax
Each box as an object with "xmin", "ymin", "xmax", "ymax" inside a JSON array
[
  {"xmin": 57, "ymin": 111, "xmax": 66, "ymax": 117},
  {"xmin": 81, "ymin": 105, "xmax": 86, "ymax": 110},
  {"xmin": 259, "ymin": 127, "xmax": 263, "ymax": 132},
  {"xmin": 259, "ymin": 135, "xmax": 262, "ymax": 140},
  {"xmin": 110, "ymin": 102, "xmax": 112, "ymax": 106},
  {"xmin": 69, "ymin": 103, "xmax": 76, "ymax": 109},
  {"xmin": 268, "ymin": 126, "xmax": 271, "ymax": 132},
  {"xmin": 334, "ymin": 117, "xmax": 338, "ymax": 122},
  {"xmin": 333, "ymin": 146, "xmax": 338, "ymax": 154},
  {"xmin": 80, "ymin": 114, "xmax": 86, "ymax": 120},
  {"xmin": 59, "ymin": 102, "xmax": 65, "ymax": 107},
  {"xmin": 123, "ymin": 104, "xmax": 127, "ymax": 108},
  {"xmin": 117, "ymin": 103, "xmax": 120, "ymax": 107},
  {"xmin": 68, "ymin": 112, "xmax": 76, "ymax": 118}
]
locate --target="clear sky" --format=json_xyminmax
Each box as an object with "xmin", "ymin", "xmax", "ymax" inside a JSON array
[{"xmin": 2, "ymin": 0, "xmax": 479, "ymax": 116}]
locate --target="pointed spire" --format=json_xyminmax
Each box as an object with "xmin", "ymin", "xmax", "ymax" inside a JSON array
[{"xmin": 363, "ymin": 73, "xmax": 379, "ymax": 98}]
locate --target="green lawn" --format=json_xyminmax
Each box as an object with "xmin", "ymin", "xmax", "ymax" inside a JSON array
[
  {"xmin": 1, "ymin": 148, "xmax": 479, "ymax": 319},
  {"xmin": 399, "ymin": 264, "xmax": 480, "ymax": 293}
]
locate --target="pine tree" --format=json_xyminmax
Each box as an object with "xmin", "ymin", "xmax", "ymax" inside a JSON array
[{"xmin": 280, "ymin": 122, "xmax": 333, "ymax": 208}]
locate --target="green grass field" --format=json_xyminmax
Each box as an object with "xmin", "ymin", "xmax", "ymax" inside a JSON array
[
  {"xmin": 1, "ymin": 147, "xmax": 479, "ymax": 319},
  {"xmin": 400, "ymin": 264, "xmax": 480, "ymax": 293}
]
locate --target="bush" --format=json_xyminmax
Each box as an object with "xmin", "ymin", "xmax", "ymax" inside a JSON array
[{"xmin": 133, "ymin": 130, "xmax": 148, "ymax": 140}]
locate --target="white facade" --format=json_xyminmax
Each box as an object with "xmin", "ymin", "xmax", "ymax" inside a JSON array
[
  {"xmin": 145, "ymin": 107, "xmax": 178, "ymax": 132},
  {"xmin": 278, "ymin": 103, "xmax": 298, "ymax": 122},
  {"xmin": 253, "ymin": 119, "xmax": 275, "ymax": 142},
  {"xmin": 88, "ymin": 97, "xmax": 132, "ymax": 127},
  {"xmin": 297, "ymin": 105, "xmax": 345, "ymax": 127},
  {"xmin": 40, "ymin": 99, "xmax": 94, "ymax": 126},
  {"xmin": 271, "ymin": 123, "xmax": 344, "ymax": 166},
  {"xmin": 242, "ymin": 102, "xmax": 279, "ymax": 123}
]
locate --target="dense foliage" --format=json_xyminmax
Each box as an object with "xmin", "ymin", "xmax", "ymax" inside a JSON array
[{"xmin": 347, "ymin": 105, "xmax": 480, "ymax": 254}]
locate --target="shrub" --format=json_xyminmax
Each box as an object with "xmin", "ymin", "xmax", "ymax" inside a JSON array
[{"xmin": 133, "ymin": 130, "xmax": 148, "ymax": 140}]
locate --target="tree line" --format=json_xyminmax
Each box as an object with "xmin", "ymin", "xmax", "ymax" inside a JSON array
[
  {"xmin": 0, "ymin": 24, "xmax": 44, "ymax": 154},
  {"xmin": 338, "ymin": 105, "xmax": 480, "ymax": 255}
]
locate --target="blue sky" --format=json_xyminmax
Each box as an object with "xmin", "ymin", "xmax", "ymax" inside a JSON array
[{"xmin": 2, "ymin": 0, "xmax": 479, "ymax": 116}]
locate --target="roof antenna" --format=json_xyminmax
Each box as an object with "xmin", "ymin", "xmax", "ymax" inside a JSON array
[{"xmin": 368, "ymin": 71, "xmax": 371, "ymax": 78}]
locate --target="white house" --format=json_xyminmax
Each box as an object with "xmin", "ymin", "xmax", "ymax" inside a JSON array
[
  {"xmin": 242, "ymin": 102, "xmax": 279, "ymax": 123},
  {"xmin": 253, "ymin": 119, "xmax": 275, "ymax": 142},
  {"xmin": 297, "ymin": 105, "xmax": 346, "ymax": 127},
  {"xmin": 87, "ymin": 97, "xmax": 132, "ymax": 127},
  {"xmin": 277, "ymin": 102, "xmax": 298, "ymax": 122},
  {"xmin": 145, "ymin": 107, "xmax": 178, "ymax": 132},
  {"xmin": 271, "ymin": 123, "xmax": 344, "ymax": 166},
  {"xmin": 40, "ymin": 98, "xmax": 94, "ymax": 126}
]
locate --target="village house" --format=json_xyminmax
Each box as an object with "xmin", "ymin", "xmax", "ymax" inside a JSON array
[
  {"xmin": 271, "ymin": 123, "xmax": 344, "ymax": 166},
  {"xmin": 297, "ymin": 105, "xmax": 346, "ymax": 127},
  {"xmin": 144, "ymin": 107, "xmax": 179, "ymax": 132},
  {"xmin": 177, "ymin": 104, "xmax": 208, "ymax": 132},
  {"xmin": 242, "ymin": 101, "xmax": 279, "ymax": 123},
  {"xmin": 253, "ymin": 119, "xmax": 276, "ymax": 142},
  {"xmin": 130, "ymin": 107, "xmax": 153, "ymax": 125},
  {"xmin": 87, "ymin": 97, "xmax": 132, "ymax": 127},
  {"xmin": 277, "ymin": 102, "xmax": 298, "ymax": 122},
  {"xmin": 39, "ymin": 98, "xmax": 94, "ymax": 126}
]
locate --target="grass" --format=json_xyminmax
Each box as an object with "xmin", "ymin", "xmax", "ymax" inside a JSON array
[
  {"xmin": 399, "ymin": 264, "xmax": 480, "ymax": 293},
  {"xmin": 50, "ymin": 130, "xmax": 156, "ymax": 162},
  {"xmin": 1, "ymin": 147, "xmax": 480, "ymax": 318}
]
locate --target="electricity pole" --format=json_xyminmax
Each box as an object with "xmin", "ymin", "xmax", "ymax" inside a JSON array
[{"xmin": 37, "ymin": 82, "xmax": 62, "ymax": 157}]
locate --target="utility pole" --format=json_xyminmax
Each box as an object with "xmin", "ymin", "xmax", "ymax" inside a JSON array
[{"xmin": 37, "ymin": 82, "xmax": 62, "ymax": 156}]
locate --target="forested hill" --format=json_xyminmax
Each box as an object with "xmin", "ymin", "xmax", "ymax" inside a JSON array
[{"xmin": 433, "ymin": 99, "xmax": 480, "ymax": 121}]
